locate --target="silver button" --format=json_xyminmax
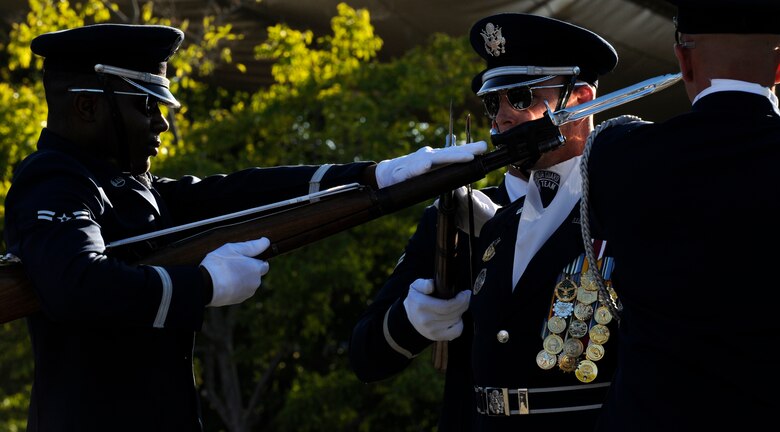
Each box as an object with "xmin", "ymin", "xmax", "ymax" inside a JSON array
[{"xmin": 496, "ymin": 330, "xmax": 509, "ymax": 343}]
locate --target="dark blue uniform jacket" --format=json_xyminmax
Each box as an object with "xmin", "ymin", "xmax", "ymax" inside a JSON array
[
  {"xmin": 469, "ymin": 187, "xmax": 618, "ymax": 431},
  {"xmin": 349, "ymin": 183, "xmax": 510, "ymax": 432},
  {"xmin": 4, "ymin": 129, "xmax": 373, "ymax": 431},
  {"xmin": 587, "ymin": 91, "xmax": 780, "ymax": 431}
]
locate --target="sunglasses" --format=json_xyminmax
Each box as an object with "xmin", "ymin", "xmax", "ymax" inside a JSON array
[
  {"xmin": 479, "ymin": 83, "xmax": 584, "ymax": 119},
  {"xmin": 68, "ymin": 88, "xmax": 162, "ymax": 118}
]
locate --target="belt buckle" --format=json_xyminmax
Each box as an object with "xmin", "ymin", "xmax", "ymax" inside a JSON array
[{"xmin": 484, "ymin": 387, "xmax": 509, "ymax": 416}]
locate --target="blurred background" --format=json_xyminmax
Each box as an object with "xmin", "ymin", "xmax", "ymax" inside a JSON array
[{"xmin": 0, "ymin": 0, "xmax": 690, "ymax": 119}]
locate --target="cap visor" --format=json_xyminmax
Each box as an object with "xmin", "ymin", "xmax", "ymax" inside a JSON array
[
  {"xmin": 124, "ymin": 79, "xmax": 180, "ymax": 109},
  {"xmin": 477, "ymin": 75, "xmax": 552, "ymax": 96}
]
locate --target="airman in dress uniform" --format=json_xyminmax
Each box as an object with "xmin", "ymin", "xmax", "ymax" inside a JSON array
[
  {"xmin": 350, "ymin": 12, "xmax": 626, "ymax": 431},
  {"xmin": 466, "ymin": 13, "xmax": 623, "ymax": 431},
  {"xmin": 585, "ymin": 1, "xmax": 780, "ymax": 430},
  {"xmin": 3, "ymin": 23, "xmax": 485, "ymax": 431}
]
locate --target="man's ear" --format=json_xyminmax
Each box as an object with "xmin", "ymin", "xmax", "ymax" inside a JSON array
[
  {"xmin": 572, "ymin": 82, "xmax": 595, "ymax": 104},
  {"xmin": 674, "ymin": 44, "xmax": 694, "ymax": 83},
  {"xmin": 72, "ymin": 92, "xmax": 100, "ymax": 121},
  {"xmin": 774, "ymin": 51, "xmax": 780, "ymax": 85}
]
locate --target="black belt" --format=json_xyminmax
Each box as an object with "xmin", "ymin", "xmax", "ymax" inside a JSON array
[{"xmin": 474, "ymin": 382, "xmax": 610, "ymax": 416}]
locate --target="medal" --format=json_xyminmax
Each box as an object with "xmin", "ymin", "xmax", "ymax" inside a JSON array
[
  {"xmin": 576, "ymin": 286, "xmax": 598, "ymax": 305},
  {"xmin": 568, "ymin": 319, "xmax": 588, "ymax": 338},
  {"xmin": 589, "ymin": 324, "xmax": 610, "ymax": 344},
  {"xmin": 543, "ymin": 334, "xmax": 564, "ymax": 354},
  {"xmin": 594, "ymin": 305, "xmax": 613, "ymax": 325},
  {"xmin": 538, "ymin": 253, "xmax": 617, "ymax": 383},
  {"xmin": 558, "ymin": 354, "xmax": 577, "ymax": 372},
  {"xmin": 563, "ymin": 337, "xmax": 584, "ymax": 357},
  {"xmin": 573, "ymin": 302, "xmax": 594, "ymax": 320},
  {"xmin": 552, "ymin": 300, "xmax": 574, "ymax": 318},
  {"xmin": 575, "ymin": 359, "xmax": 598, "ymax": 383},
  {"xmin": 547, "ymin": 316, "xmax": 567, "ymax": 334},
  {"xmin": 580, "ymin": 269, "xmax": 600, "ymax": 291},
  {"xmin": 586, "ymin": 343, "xmax": 605, "ymax": 361},
  {"xmin": 536, "ymin": 349, "xmax": 557, "ymax": 370},
  {"xmin": 555, "ymin": 277, "xmax": 577, "ymax": 302}
]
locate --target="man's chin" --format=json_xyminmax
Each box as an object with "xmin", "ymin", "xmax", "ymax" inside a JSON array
[{"xmin": 130, "ymin": 159, "xmax": 151, "ymax": 176}]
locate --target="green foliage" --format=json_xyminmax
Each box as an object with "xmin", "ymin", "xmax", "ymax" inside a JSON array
[
  {"xmin": 0, "ymin": 321, "xmax": 33, "ymax": 432},
  {"xmin": 0, "ymin": 1, "xmax": 502, "ymax": 431}
]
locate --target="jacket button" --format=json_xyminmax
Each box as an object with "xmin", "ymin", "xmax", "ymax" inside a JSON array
[{"xmin": 496, "ymin": 330, "xmax": 509, "ymax": 343}]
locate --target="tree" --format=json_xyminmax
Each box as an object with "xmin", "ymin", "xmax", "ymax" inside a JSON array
[{"xmin": 0, "ymin": 1, "xmax": 498, "ymax": 430}]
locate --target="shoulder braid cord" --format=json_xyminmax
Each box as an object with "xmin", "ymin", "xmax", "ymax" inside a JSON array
[{"xmin": 580, "ymin": 115, "xmax": 642, "ymax": 326}]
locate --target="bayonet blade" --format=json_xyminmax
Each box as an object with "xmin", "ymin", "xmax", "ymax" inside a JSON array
[{"xmin": 549, "ymin": 72, "xmax": 682, "ymax": 126}]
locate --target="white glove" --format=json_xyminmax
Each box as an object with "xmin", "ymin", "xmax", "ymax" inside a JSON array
[
  {"xmin": 453, "ymin": 187, "xmax": 501, "ymax": 237},
  {"xmin": 403, "ymin": 278, "xmax": 471, "ymax": 341},
  {"xmin": 200, "ymin": 237, "xmax": 271, "ymax": 307},
  {"xmin": 375, "ymin": 141, "xmax": 488, "ymax": 188}
]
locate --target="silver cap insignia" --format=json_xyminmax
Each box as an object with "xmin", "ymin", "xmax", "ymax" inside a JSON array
[{"xmin": 481, "ymin": 23, "xmax": 505, "ymax": 57}]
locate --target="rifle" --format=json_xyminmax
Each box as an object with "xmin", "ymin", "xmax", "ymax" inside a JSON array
[
  {"xmin": 431, "ymin": 103, "xmax": 460, "ymax": 371},
  {"xmin": 0, "ymin": 73, "xmax": 682, "ymax": 324}
]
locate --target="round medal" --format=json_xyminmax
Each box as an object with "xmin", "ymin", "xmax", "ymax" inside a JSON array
[
  {"xmin": 575, "ymin": 359, "xmax": 599, "ymax": 383},
  {"xmin": 574, "ymin": 302, "xmax": 594, "ymax": 320},
  {"xmin": 589, "ymin": 324, "xmax": 610, "ymax": 344},
  {"xmin": 568, "ymin": 319, "xmax": 588, "ymax": 338},
  {"xmin": 543, "ymin": 334, "xmax": 564, "ymax": 354},
  {"xmin": 547, "ymin": 316, "xmax": 567, "ymax": 334},
  {"xmin": 586, "ymin": 343, "xmax": 605, "ymax": 361},
  {"xmin": 563, "ymin": 337, "xmax": 584, "ymax": 357},
  {"xmin": 555, "ymin": 278, "xmax": 577, "ymax": 302},
  {"xmin": 536, "ymin": 349, "xmax": 557, "ymax": 370},
  {"xmin": 594, "ymin": 305, "xmax": 613, "ymax": 325}
]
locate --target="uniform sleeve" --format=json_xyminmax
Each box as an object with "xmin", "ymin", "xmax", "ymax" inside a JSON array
[
  {"xmin": 4, "ymin": 155, "xmax": 206, "ymax": 330},
  {"xmin": 348, "ymin": 205, "xmax": 440, "ymax": 382},
  {"xmin": 153, "ymin": 162, "xmax": 375, "ymax": 224}
]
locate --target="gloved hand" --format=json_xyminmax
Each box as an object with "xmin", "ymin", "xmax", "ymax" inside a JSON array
[
  {"xmin": 200, "ymin": 237, "xmax": 271, "ymax": 307},
  {"xmin": 452, "ymin": 187, "xmax": 501, "ymax": 237},
  {"xmin": 403, "ymin": 278, "xmax": 471, "ymax": 341},
  {"xmin": 375, "ymin": 141, "xmax": 488, "ymax": 189}
]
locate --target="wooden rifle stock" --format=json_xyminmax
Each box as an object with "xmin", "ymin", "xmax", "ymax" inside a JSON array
[
  {"xmin": 0, "ymin": 262, "xmax": 37, "ymax": 324},
  {"xmin": 431, "ymin": 109, "xmax": 462, "ymax": 372},
  {"xmin": 0, "ymin": 115, "xmax": 563, "ymax": 324},
  {"xmin": 431, "ymin": 186, "xmax": 458, "ymax": 371}
]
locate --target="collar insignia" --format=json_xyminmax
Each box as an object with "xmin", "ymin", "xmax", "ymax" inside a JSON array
[{"xmin": 111, "ymin": 176, "xmax": 126, "ymax": 188}]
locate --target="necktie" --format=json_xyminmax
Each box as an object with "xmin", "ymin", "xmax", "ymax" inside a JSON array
[{"xmin": 534, "ymin": 170, "xmax": 560, "ymax": 208}]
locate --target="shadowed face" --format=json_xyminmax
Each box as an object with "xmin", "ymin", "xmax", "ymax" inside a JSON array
[
  {"xmin": 488, "ymin": 77, "xmax": 594, "ymax": 174},
  {"xmin": 111, "ymin": 81, "xmax": 170, "ymax": 175},
  {"xmin": 65, "ymin": 76, "xmax": 171, "ymax": 175}
]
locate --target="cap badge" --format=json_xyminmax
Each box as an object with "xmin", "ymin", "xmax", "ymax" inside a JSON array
[{"xmin": 480, "ymin": 23, "xmax": 505, "ymax": 57}]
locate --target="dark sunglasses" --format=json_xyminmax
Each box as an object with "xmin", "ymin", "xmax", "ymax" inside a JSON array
[
  {"xmin": 479, "ymin": 83, "xmax": 581, "ymax": 119},
  {"xmin": 68, "ymin": 88, "xmax": 162, "ymax": 117}
]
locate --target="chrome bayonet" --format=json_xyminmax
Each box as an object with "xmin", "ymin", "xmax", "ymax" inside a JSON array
[{"xmin": 548, "ymin": 73, "xmax": 682, "ymax": 126}]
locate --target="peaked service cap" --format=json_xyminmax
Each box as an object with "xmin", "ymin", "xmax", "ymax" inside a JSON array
[
  {"xmin": 31, "ymin": 23, "xmax": 184, "ymax": 108},
  {"xmin": 668, "ymin": 0, "xmax": 780, "ymax": 35},
  {"xmin": 470, "ymin": 13, "xmax": 618, "ymax": 95}
]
